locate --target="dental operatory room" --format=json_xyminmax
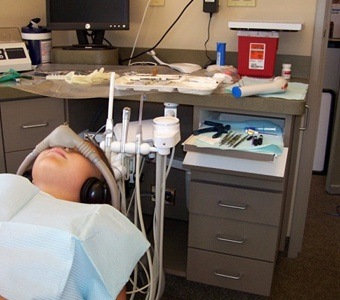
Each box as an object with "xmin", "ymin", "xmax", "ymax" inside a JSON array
[{"xmin": 1, "ymin": 0, "xmax": 340, "ymax": 299}]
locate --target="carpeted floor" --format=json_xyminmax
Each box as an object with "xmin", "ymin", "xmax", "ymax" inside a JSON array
[{"xmin": 160, "ymin": 174, "xmax": 340, "ymax": 300}]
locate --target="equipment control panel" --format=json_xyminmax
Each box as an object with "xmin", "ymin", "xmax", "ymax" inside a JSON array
[{"xmin": 0, "ymin": 28, "xmax": 31, "ymax": 73}]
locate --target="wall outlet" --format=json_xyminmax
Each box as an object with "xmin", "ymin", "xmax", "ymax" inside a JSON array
[
  {"xmin": 150, "ymin": 0, "xmax": 165, "ymax": 7},
  {"xmin": 151, "ymin": 185, "xmax": 176, "ymax": 205}
]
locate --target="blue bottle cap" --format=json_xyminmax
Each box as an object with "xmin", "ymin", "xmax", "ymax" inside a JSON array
[{"xmin": 232, "ymin": 86, "xmax": 242, "ymax": 98}]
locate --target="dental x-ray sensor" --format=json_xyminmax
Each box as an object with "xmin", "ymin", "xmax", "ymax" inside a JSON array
[
  {"xmin": 147, "ymin": 50, "xmax": 202, "ymax": 74},
  {"xmin": 232, "ymin": 76, "xmax": 288, "ymax": 98}
]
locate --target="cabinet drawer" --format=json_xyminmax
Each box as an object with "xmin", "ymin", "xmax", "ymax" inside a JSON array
[
  {"xmin": 189, "ymin": 214, "xmax": 279, "ymax": 261},
  {"xmin": 5, "ymin": 149, "xmax": 33, "ymax": 174},
  {"xmin": 187, "ymin": 248, "xmax": 274, "ymax": 297},
  {"xmin": 1, "ymin": 98, "xmax": 65, "ymax": 152},
  {"xmin": 189, "ymin": 181, "xmax": 283, "ymax": 226}
]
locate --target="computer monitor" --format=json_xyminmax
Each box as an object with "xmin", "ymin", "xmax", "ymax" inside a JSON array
[{"xmin": 46, "ymin": 0, "xmax": 129, "ymax": 48}]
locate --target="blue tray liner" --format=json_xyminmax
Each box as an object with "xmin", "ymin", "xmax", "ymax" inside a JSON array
[{"xmin": 194, "ymin": 119, "xmax": 284, "ymax": 155}]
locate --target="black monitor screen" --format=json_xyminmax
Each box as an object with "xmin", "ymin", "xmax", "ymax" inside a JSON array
[{"xmin": 46, "ymin": 0, "xmax": 129, "ymax": 46}]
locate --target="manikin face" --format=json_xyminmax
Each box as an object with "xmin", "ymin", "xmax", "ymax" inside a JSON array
[{"xmin": 32, "ymin": 146, "xmax": 102, "ymax": 202}]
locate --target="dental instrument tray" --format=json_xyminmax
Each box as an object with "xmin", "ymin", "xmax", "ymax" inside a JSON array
[
  {"xmin": 183, "ymin": 119, "xmax": 284, "ymax": 162},
  {"xmin": 114, "ymin": 74, "xmax": 221, "ymax": 95}
]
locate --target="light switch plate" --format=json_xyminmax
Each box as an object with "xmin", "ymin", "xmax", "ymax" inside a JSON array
[
  {"xmin": 150, "ymin": 0, "xmax": 165, "ymax": 7},
  {"xmin": 228, "ymin": 0, "xmax": 256, "ymax": 7}
]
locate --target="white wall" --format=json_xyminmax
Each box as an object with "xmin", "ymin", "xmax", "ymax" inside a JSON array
[{"xmin": 1, "ymin": 0, "xmax": 317, "ymax": 56}]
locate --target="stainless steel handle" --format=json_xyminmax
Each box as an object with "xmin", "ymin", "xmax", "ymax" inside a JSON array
[
  {"xmin": 214, "ymin": 271, "xmax": 242, "ymax": 280},
  {"xmin": 21, "ymin": 122, "xmax": 49, "ymax": 129},
  {"xmin": 217, "ymin": 234, "xmax": 246, "ymax": 244},
  {"xmin": 299, "ymin": 104, "xmax": 309, "ymax": 131},
  {"xmin": 218, "ymin": 201, "xmax": 248, "ymax": 210}
]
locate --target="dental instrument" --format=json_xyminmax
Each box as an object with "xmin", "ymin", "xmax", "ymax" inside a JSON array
[
  {"xmin": 193, "ymin": 120, "xmax": 231, "ymax": 138},
  {"xmin": 232, "ymin": 134, "xmax": 250, "ymax": 148}
]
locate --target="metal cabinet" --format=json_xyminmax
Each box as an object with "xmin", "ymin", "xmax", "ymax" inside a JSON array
[
  {"xmin": 183, "ymin": 108, "xmax": 288, "ymax": 296},
  {"xmin": 0, "ymin": 98, "xmax": 66, "ymax": 173},
  {"xmin": 185, "ymin": 170, "xmax": 285, "ymax": 296}
]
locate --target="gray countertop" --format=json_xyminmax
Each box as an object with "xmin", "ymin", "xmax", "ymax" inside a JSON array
[{"xmin": 0, "ymin": 64, "xmax": 307, "ymax": 116}]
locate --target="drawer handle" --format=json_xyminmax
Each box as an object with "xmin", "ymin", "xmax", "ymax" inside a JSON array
[
  {"xmin": 218, "ymin": 201, "xmax": 249, "ymax": 210},
  {"xmin": 299, "ymin": 104, "xmax": 310, "ymax": 131},
  {"xmin": 217, "ymin": 234, "xmax": 246, "ymax": 244},
  {"xmin": 21, "ymin": 122, "xmax": 49, "ymax": 129},
  {"xmin": 214, "ymin": 271, "xmax": 242, "ymax": 280}
]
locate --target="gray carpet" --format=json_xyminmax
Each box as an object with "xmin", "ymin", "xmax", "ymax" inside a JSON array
[{"xmin": 160, "ymin": 175, "xmax": 340, "ymax": 300}]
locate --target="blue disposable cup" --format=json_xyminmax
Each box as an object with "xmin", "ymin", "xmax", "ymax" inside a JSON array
[{"xmin": 216, "ymin": 42, "xmax": 226, "ymax": 66}]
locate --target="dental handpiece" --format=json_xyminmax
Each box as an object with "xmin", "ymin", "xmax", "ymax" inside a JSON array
[{"xmin": 121, "ymin": 107, "xmax": 131, "ymax": 153}]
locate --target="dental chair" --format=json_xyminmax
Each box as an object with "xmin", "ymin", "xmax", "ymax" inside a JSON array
[
  {"xmin": 0, "ymin": 124, "xmax": 150, "ymax": 300},
  {"xmin": 1, "ymin": 73, "xmax": 181, "ymax": 300},
  {"xmin": 0, "ymin": 173, "xmax": 150, "ymax": 299}
]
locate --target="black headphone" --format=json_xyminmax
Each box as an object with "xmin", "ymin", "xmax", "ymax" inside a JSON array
[
  {"xmin": 23, "ymin": 170, "xmax": 111, "ymax": 205},
  {"xmin": 80, "ymin": 177, "xmax": 111, "ymax": 205}
]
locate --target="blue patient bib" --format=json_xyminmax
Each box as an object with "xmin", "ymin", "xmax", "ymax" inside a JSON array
[{"xmin": 0, "ymin": 174, "xmax": 150, "ymax": 300}]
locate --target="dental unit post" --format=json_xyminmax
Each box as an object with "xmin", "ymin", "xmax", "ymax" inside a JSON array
[{"xmin": 100, "ymin": 73, "xmax": 181, "ymax": 299}]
